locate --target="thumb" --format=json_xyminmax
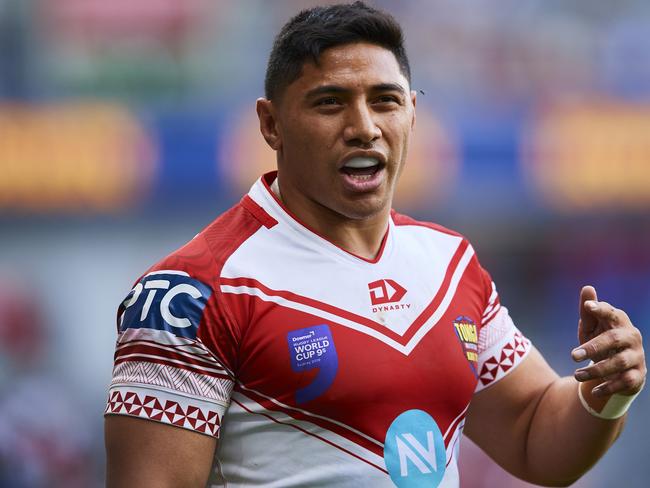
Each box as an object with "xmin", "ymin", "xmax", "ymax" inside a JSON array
[
  {"xmin": 578, "ymin": 285, "xmax": 598, "ymax": 344},
  {"xmin": 580, "ymin": 285, "xmax": 597, "ymax": 316}
]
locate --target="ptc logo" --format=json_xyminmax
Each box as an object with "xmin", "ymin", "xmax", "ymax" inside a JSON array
[
  {"xmin": 384, "ymin": 409, "xmax": 446, "ymax": 488},
  {"xmin": 119, "ymin": 270, "xmax": 212, "ymax": 340},
  {"xmin": 368, "ymin": 279, "xmax": 407, "ymax": 305}
]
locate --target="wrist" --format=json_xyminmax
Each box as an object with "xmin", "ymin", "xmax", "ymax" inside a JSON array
[{"xmin": 578, "ymin": 379, "xmax": 643, "ymax": 420}]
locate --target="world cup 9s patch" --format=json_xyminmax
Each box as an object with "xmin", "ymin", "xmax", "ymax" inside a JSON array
[{"xmin": 119, "ymin": 270, "xmax": 213, "ymax": 340}]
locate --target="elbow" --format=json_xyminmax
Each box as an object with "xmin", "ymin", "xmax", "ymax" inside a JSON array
[
  {"xmin": 546, "ymin": 477, "xmax": 582, "ymax": 488},
  {"xmin": 521, "ymin": 470, "xmax": 586, "ymax": 487},
  {"xmin": 520, "ymin": 457, "xmax": 592, "ymax": 487}
]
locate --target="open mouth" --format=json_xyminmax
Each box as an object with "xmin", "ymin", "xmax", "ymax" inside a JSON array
[{"xmin": 340, "ymin": 156, "xmax": 384, "ymax": 180}]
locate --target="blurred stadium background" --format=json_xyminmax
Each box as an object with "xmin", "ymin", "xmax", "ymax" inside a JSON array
[{"xmin": 0, "ymin": 0, "xmax": 649, "ymax": 486}]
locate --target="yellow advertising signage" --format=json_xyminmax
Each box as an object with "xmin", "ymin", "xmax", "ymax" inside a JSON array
[
  {"xmin": 0, "ymin": 103, "xmax": 156, "ymax": 213},
  {"xmin": 523, "ymin": 101, "xmax": 650, "ymax": 212}
]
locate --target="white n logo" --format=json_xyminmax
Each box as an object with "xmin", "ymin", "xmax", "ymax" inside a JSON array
[{"xmin": 395, "ymin": 431, "xmax": 438, "ymax": 476}]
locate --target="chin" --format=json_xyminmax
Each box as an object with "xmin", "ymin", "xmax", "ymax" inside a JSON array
[{"xmin": 337, "ymin": 197, "xmax": 389, "ymax": 221}]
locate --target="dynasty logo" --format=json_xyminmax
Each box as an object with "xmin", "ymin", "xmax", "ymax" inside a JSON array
[
  {"xmin": 453, "ymin": 316, "xmax": 478, "ymax": 377},
  {"xmin": 368, "ymin": 279, "xmax": 409, "ymax": 312}
]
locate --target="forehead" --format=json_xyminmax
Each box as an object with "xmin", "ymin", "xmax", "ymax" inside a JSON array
[{"xmin": 289, "ymin": 42, "xmax": 408, "ymax": 95}]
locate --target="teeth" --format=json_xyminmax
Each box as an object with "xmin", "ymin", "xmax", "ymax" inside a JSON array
[{"xmin": 343, "ymin": 157, "xmax": 379, "ymax": 169}]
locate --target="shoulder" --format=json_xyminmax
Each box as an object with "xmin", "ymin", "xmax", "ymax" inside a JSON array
[
  {"xmin": 390, "ymin": 209, "xmax": 465, "ymax": 239},
  {"xmin": 391, "ymin": 210, "xmax": 471, "ymax": 247},
  {"xmin": 143, "ymin": 197, "xmax": 275, "ymax": 283},
  {"xmin": 115, "ymin": 197, "xmax": 273, "ymax": 340}
]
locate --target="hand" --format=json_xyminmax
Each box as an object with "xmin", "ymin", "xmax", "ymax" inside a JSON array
[{"xmin": 571, "ymin": 286, "xmax": 646, "ymax": 397}]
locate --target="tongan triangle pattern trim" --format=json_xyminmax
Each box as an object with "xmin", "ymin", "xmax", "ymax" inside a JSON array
[{"xmin": 106, "ymin": 386, "xmax": 222, "ymax": 437}]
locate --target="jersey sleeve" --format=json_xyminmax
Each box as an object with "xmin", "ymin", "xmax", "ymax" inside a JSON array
[
  {"xmin": 474, "ymin": 267, "xmax": 532, "ymax": 392},
  {"xmin": 105, "ymin": 236, "xmax": 239, "ymax": 439}
]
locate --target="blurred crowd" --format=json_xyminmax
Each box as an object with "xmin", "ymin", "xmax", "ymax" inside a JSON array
[
  {"xmin": 0, "ymin": 1, "xmax": 648, "ymax": 486},
  {"xmin": 0, "ymin": 282, "xmax": 98, "ymax": 486},
  {"xmin": 2, "ymin": 1, "xmax": 650, "ymax": 104}
]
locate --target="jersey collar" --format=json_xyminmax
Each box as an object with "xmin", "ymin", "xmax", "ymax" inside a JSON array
[{"xmin": 246, "ymin": 171, "xmax": 393, "ymax": 265}]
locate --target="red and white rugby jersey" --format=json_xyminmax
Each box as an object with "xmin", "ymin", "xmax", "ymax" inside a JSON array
[{"xmin": 106, "ymin": 172, "xmax": 531, "ymax": 488}]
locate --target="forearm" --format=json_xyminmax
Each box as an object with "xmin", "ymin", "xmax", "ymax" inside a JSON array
[
  {"xmin": 524, "ymin": 376, "xmax": 625, "ymax": 486},
  {"xmin": 465, "ymin": 290, "xmax": 644, "ymax": 486}
]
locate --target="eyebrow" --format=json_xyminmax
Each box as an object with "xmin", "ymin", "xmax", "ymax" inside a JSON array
[{"xmin": 305, "ymin": 82, "xmax": 406, "ymax": 99}]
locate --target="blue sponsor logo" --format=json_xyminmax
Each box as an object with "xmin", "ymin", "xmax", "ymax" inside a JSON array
[
  {"xmin": 120, "ymin": 271, "xmax": 212, "ymax": 340},
  {"xmin": 286, "ymin": 324, "xmax": 338, "ymax": 404},
  {"xmin": 384, "ymin": 410, "xmax": 446, "ymax": 488}
]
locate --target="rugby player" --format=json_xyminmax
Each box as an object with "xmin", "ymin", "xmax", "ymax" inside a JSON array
[{"xmin": 105, "ymin": 3, "xmax": 646, "ymax": 487}]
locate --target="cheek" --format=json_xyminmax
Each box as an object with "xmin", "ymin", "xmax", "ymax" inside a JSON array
[
  {"xmin": 288, "ymin": 120, "xmax": 340, "ymax": 156},
  {"xmin": 382, "ymin": 113, "xmax": 411, "ymax": 138},
  {"xmin": 401, "ymin": 127, "xmax": 412, "ymax": 150},
  {"xmin": 282, "ymin": 128, "xmax": 336, "ymax": 177}
]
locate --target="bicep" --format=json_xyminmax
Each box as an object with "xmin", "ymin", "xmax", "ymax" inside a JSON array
[
  {"xmin": 105, "ymin": 415, "xmax": 217, "ymax": 488},
  {"xmin": 464, "ymin": 347, "xmax": 558, "ymax": 478}
]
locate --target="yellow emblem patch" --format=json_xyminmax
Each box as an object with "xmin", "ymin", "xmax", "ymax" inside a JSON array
[{"xmin": 453, "ymin": 316, "xmax": 478, "ymax": 376}]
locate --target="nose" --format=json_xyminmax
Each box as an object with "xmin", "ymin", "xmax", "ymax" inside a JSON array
[{"xmin": 343, "ymin": 102, "xmax": 381, "ymax": 145}]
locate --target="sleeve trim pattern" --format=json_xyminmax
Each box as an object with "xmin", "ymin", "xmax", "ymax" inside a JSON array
[
  {"xmin": 480, "ymin": 280, "xmax": 501, "ymax": 329},
  {"xmin": 105, "ymin": 385, "xmax": 225, "ymax": 438},
  {"xmin": 111, "ymin": 360, "xmax": 234, "ymax": 403},
  {"xmin": 475, "ymin": 307, "xmax": 532, "ymax": 392}
]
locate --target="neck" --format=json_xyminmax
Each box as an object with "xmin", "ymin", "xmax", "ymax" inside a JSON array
[{"xmin": 270, "ymin": 175, "xmax": 389, "ymax": 260}]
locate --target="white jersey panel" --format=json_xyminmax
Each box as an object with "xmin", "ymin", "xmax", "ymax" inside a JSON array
[
  {"xmin": 221, "ymin": 178, "xmax": 465, "ymax": 338},
  {"xmin": 209, "ymin": 391, "xmax": 462, "ymax": 488}
]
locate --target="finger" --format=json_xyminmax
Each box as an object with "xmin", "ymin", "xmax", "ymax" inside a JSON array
[
  {"xmin": 579, "ymin": 285, "xmax": 597, "ymax": 323},
  {"xmin": 572, "ymin": 328, "xmax": 630, "ymax": 362},
  {"xmin": 583, "ymin": 300, "xmax": 626, "ymax": 327},
  {"xmin": 578, "ymin": 318, "xmax": 607, "ymax": 347},
  {"xmin": 574, "ymin": 349, "xmax": 640, "ymax": 381},
  {"xmin": 591, "ymin": 369, "xmax": 645, "ymax": 397},
  {"xmin": 578, "ymin": 286, "xmax": 598, "ymax": 344},
  {"xmin": 576, "ymin": 301, "xmax": 630, "ymax": 353}
]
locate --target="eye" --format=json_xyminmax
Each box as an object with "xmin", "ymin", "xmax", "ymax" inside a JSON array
[
  {"xmin": 315, "ymin": 97, "xmax": 340, "ymax": 106},
  {"xmin": 374, "ymin": 95, "xmax": 401, "ymax": 105}
]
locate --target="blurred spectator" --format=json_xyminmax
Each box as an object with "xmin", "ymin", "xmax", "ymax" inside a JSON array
[{"xmin": 0, "ymin": 281, "xmax": 99, "ymax": 488}]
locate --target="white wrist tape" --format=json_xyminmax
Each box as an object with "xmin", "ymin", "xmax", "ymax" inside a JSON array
[{"xmin": 578, "ymin": 380, "xmax": 644, "ymax": 420}]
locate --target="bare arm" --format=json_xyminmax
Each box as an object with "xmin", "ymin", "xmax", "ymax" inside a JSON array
[
  {"xmin": 465, "ymin": 349, "xmax": 625, "ymax": 486},
  {"xmin": 464, "ymin": 286, "xmax": 645, "ymax": 487},
  {"xmin": 105, "ymin": 415, "xmax": 217, "ymax": 488}
]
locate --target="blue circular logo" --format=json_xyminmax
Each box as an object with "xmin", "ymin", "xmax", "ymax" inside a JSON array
[{"xmin": 384, "ymin": 409, "xmax": 446, "ymax": 488}]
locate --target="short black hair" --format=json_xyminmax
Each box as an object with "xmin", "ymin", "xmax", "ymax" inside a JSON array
[{"xmin": 264, "ymin": 1, "xmax": 411, "ymax": 100}]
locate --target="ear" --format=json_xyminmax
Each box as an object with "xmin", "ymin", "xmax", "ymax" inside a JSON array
[
  {"xmin": 256, "ymin": 98, "xmax": 282, "ymax": 151},
  {"xmin": 410, "ymin": 90, "xmax": 417, "ymax": 130}
]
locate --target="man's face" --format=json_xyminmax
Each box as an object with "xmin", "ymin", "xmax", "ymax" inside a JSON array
[{"xmin": 258, "ymin": 42, "xmax": 416, "ymax": 223}]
